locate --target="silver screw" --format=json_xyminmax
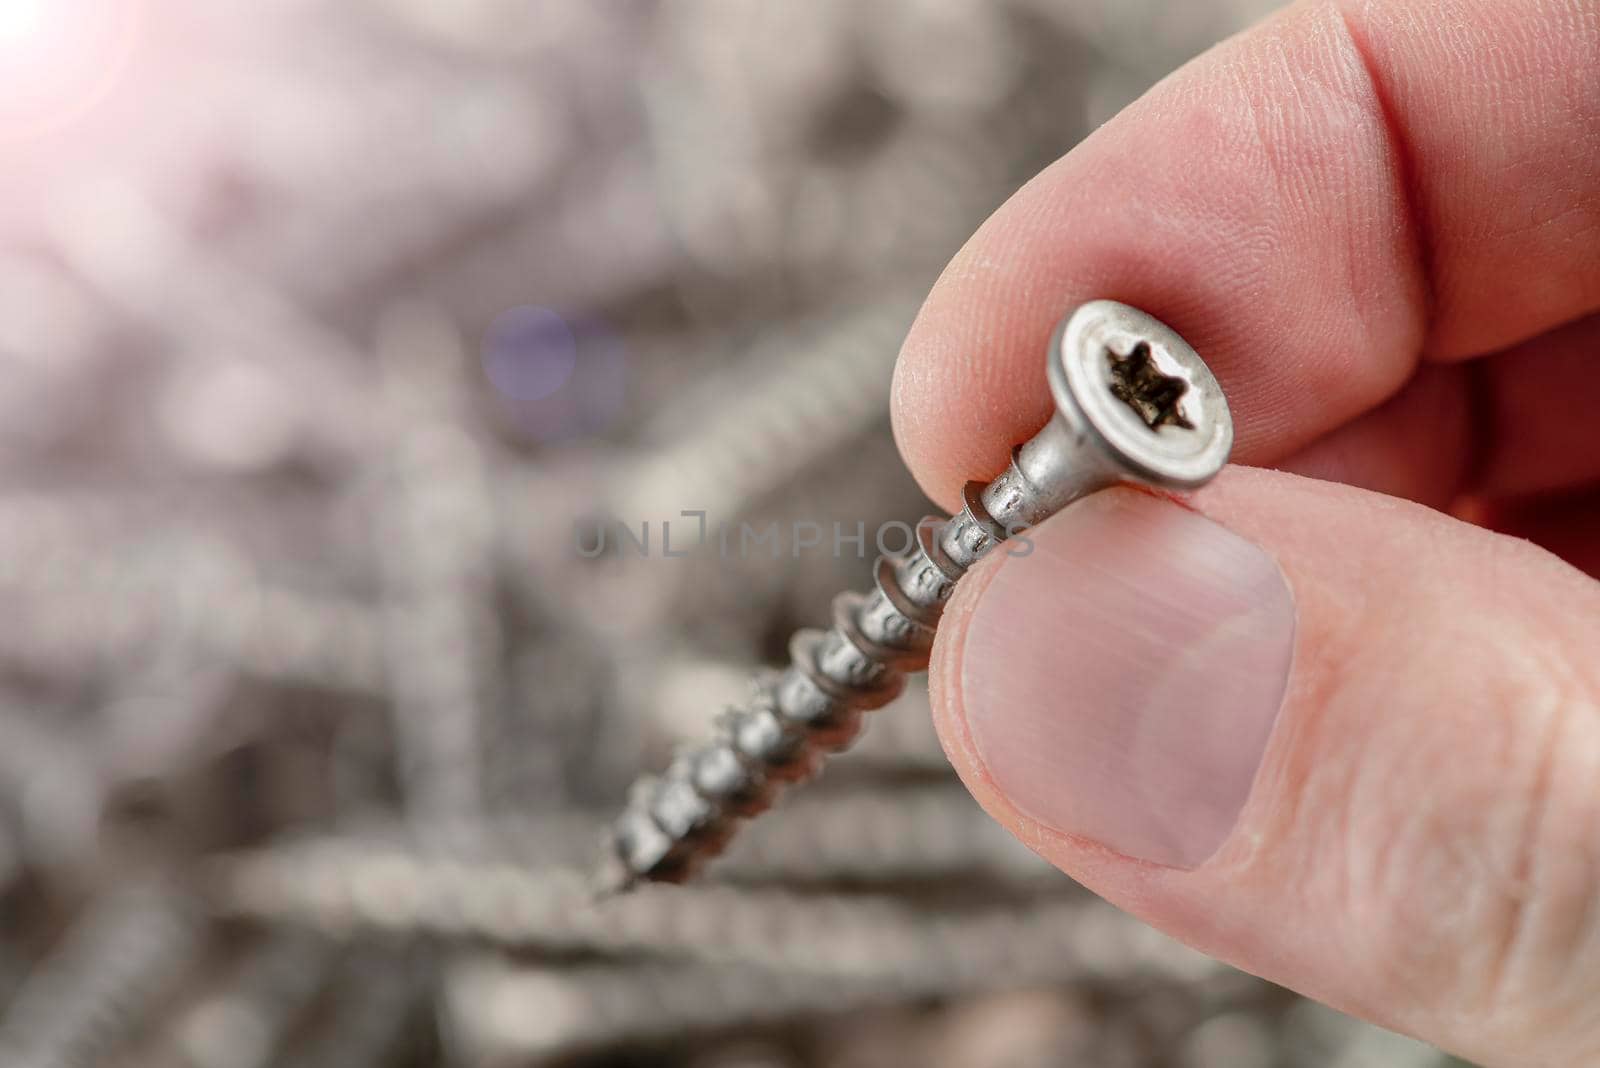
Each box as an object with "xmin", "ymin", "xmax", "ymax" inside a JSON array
[
  {"xmin": 440, "ymin": 898, "xmax": 1222, "ymax": 1062},
  {"xmin": 607, "ymin": 299, "xmax": 1233, "ymax": 886},
  {"xmin": 166, "ymin": 934, "xmax": 334, "ymax": 1068},
  {"xmin": 0, "ymin": 883, "xmax": 205, "ymax": 1068}
]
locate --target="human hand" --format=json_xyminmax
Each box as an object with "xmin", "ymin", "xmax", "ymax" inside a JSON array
[{"xmin": 889, "ymin": 1, "xmax": 1600, "ymax": 1064}]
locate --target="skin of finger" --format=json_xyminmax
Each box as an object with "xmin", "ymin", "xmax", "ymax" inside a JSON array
[
  {"xmin": 1273, "ymin": 362, "xmax": 1473, "ymax": 508},
  {"xmin": 929, "ymin": 467, "xmax": 1600, "ymax": 1066},
  {"xmin": 1477, "ymin": 312, "xmax": 1600, "ymax": 497},
  {"xmin": 1207, "ymin": 310, "xmax": 1600, "ymax": 514},
  {"xmin": 1342, "ymin": 0, "xmax": 1600, "ymax": 360},
  {"xmin": 1279, "ymin": 311, "xmax": 1600, "ymax": 509},
  {"xmin": 892, "ymin": 0, "xmax": 1424, "ymax": 514},
  {"xmin": 1489, "ymin": 489, "xmax": 1600, "ymax": 578},
  {"xmin": 892, "ymin": 0, "xmax": 1600, "ymax": 516}
]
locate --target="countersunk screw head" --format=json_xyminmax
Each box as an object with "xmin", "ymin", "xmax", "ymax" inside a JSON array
[{"xmin": 1048, "ymin": 300, "xmax": 1233, "ymax": 490}]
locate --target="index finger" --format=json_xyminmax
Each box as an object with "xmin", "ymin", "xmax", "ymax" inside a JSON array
[{"xmin": 891, "ymin": 0, "xmax": 1600, "ymax": 512}]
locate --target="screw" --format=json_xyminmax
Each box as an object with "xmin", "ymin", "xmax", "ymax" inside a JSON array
[
  {"xmin": 285, "ymin": 948, "xmax": 431, "ymax": 1068},
  {"xmin": 167, "ymin": 934, "xmax": 334, "ymax": 1068},
  {"xmin": 440, "ymin": 895, "xmax": 1223, "ymax": 1062},
  {"xmin": 0, "ymin": 883, "xmax": 205, "ymax": 1068},
  {"xmin": 375, "ymin": 302, "xmax": 501, "ymax": 829},
  {"xmin": 607, "ymin": 300, "xmax": 1233, "ymax": 886}
]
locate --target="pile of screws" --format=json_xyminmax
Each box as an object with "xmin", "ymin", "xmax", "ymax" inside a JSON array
[{"xmin": 0, "ymin": 0, "xmax": 1459, "ymax": 1065}]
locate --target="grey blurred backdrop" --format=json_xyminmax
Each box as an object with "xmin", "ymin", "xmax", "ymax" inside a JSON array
[{"xmin": 0, "ymin": 1, "xmax": 1465, "ymax": 1065}]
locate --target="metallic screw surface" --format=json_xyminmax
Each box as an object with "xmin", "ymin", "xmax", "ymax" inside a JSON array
[{"xmin": 607, "ymin": 300, "xmax": 1234, "ymax": 887}]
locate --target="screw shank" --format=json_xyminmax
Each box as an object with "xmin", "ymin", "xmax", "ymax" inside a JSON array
[{"xmin": 981, "ymin": 416, "xmax": 1122, "ymax": 533}]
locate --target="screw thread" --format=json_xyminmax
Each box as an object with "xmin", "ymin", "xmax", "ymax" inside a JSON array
[{"xmin": 608, "ymin": 445, "xmax": 1083, "ymax": 887}]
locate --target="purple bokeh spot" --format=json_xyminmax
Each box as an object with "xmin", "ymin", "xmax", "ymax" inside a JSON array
[
  {"xmin": 483, "ymin": 306, "xmax": 578, "ymax": 402},
  {"xmin": 483, "ymin": 306, "xmax": 628, "ymax": 441}
]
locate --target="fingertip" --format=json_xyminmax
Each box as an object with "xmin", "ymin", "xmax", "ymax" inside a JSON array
[
  {"xmin": 887, "ymin": 314, "xmax": 962, "ymax": 514},
  {"xmin": 925, "ymin": 521, "xmax": 1214, "ymax": 916},
  {"xmin": 933, "ymin": 486, "xmax": 1296, "ymax": 876},
  {"xmin": 890, "ymin": 253, "xmax": 1059, "ymax": 514},
  {"xmin": 928, "ymin": 469, "xmax": 1600, "ymax": 1064}
]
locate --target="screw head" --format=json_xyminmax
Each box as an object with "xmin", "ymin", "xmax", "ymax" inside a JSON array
[{"xmin": 1048, "ymin": 300, "xmax": 1233, "ymax": 490}]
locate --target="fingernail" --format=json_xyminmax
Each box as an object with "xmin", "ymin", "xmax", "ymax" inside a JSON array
[{"xmin": 961, "ymin": 488, "xmax": 1294, "ymax": 869}]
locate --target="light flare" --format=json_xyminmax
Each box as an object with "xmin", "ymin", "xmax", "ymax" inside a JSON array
[
  {"xmin": 0, "ymin": 0, "xmax": 140, "ymax": 141},
  {"xmin": 0, "ymin": 2, "xmax": 52, "ymax": 51}
]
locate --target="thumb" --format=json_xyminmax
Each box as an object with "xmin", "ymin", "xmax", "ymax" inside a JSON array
[{"xmin": 931, "ymin": 466, "xmax": 1600, "ymax": 1067}]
